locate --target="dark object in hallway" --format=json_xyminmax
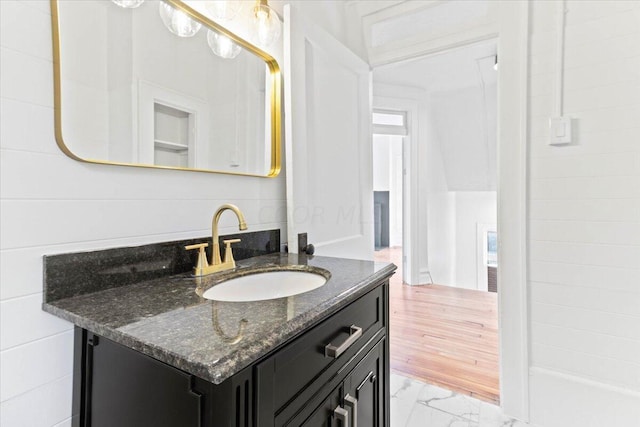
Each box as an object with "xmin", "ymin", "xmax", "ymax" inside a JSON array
[
  {"xmin": 374, "ymin": 191, "xmax": 390, "ymax": 250},
  {"xmin": 488, "ymin": 266, "xmax": 497, "ymax": 293}
]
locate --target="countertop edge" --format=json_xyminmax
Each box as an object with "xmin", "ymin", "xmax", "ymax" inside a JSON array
[{"xmin": 42, "ymin": 262, "xmax": 396, "ymax": 384}]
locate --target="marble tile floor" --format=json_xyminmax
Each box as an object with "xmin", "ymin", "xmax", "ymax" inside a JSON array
[{"xmin": 391, "ymin": 373, "xmax": 530, "ymax": 427}]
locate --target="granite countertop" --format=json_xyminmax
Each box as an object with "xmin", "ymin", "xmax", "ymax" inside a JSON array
[{"xmin": 43, "ymin": 252, "xmax": 396, "ymax": 384}]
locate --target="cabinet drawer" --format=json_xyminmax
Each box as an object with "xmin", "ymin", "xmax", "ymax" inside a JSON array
[
  {"xmin": 257, "ymin": 284, "xmax": 385, "ymax": 415},
  {"xmin": 283, "ymin": 337, "xmax": 385, "ymax": 427}
]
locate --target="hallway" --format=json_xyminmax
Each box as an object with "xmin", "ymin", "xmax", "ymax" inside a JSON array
[{"xmin": 375, "ymin": 247, "xmax": 500, "ymax": 404}]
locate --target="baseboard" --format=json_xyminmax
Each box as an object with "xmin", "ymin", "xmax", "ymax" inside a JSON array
[
  {"xmin": 419, "ymin": 269, "xmax": 433, "ymax": 284},
  {"xmin": 529, "ymin": 367, "xmax": 640, "ymax": 427}
]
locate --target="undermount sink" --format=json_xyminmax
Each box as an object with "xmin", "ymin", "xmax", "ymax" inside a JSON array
[{"xmin": 201, "ymin": 268, "xmax": 330, "ymax": 302}]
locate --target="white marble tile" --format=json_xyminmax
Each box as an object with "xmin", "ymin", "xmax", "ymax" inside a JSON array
[
  {"xmin": 416, "ymin": 383, "xmax": 481, "ymax": 424},
  {"xmin": 390, "ymin": 372, "xmax": 529, "ymax": 427},
  {"xmin": 407, "ymin": 400, "xmax": 475, "ymax": 427},
  {"xmin": 477, "ymin": 400, "xmax": 529, "ymax": 427},
  {"xmin": 391, "ymin": 373, "xmax": 427, "ymax": 427}
]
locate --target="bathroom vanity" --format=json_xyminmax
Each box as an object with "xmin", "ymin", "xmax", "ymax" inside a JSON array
[{"xmin": 43, "ymin": 237, "xmax": 394, "ymax": 427}]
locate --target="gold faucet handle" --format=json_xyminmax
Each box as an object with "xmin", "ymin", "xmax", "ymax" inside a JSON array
[
  {"xmin": 185, "ymin": 243, "xmax": 209, "ymax": 250},
  {"xmin": 185, "ymin": 243, "xmax": 209, "ymax": 276},
  {"xmin": 222, "ymin": 239, "xmax": 241, "ymax": 264}
]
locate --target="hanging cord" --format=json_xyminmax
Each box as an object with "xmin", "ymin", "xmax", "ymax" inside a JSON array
[{"xmin": 553, "ymin": 0, "xmax": 567, "ymax": 117}]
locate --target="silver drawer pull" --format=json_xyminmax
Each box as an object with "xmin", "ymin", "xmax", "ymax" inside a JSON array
[
  {"xmin": 325, "ymin": 325, "xmax": 363, "ymax": 358},
  {"xmin": 344, "ymin": 394, "xmax": 358, "ymax": 427},
  {"xmin": 334, "ymin": 406, "xmax": 349, "ymax": 427}
]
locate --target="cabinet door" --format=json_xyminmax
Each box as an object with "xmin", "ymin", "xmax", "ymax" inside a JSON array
[
  {"xmin": 77, "ymin": 331, "xmax": 203, "ymax": 427},
  {"xmin": 343, "ymin": 339, "xmax": 385, "ymax": 427},
  {"xmin": 285, "ymin": 384, "xmax": 344, "ymax": 427}
]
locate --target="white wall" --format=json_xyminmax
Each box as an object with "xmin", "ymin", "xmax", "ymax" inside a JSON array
[
  {"xmin": 59, "ymin": 1, "xmax": 110, "ymax": 159},
  {"xmin": 421, "ymin": 95, "xmax": 498, "ymax": 289},
  {"xmin": 372, "ymin": 135, "xmax": 391, "ymax": 191},
  {"xmin": 0, "ymin": 1, "xmax": 367, "ymax": 425},
  {"xmin": 269, "ymin": 0, "xmax": 367, "ymax": 62},
  {"xmin": 370, "ymin": 0, "xmax": 639, "ymax": 424},
  {"xmin": 388, "ymin": 138, "xmax": 403, "ymax": 247},
  {"xmin": 429, "ymin": 84, "xmax": 497, "ymax": 192},
  {"xmin": 454, "ymin": 191, "xmax": 496, "ymax": 290},
  {"xmin": 0, "ymin": 2, "xmax": 286, "ymax": 426},
  {"xmin": 422, "ymin": 100, "xmax": 456, "ymax": 285},
  {"xmin": 527, "ymin": 1, "xmax": 640, "ymax": 425}
]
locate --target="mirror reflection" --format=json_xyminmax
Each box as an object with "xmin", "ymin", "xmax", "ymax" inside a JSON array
[{"xmin": 53, "ymin": 0, "xmax": 281, "ymax": 177}]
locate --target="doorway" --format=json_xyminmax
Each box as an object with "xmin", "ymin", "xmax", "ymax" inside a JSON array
[
  {"xmin": 373, "ymin": 39, "xmax": 501, "ymax": 404},
  {"xmin": 372, "ymin": 110, "xmax": 407, "ymax": 283}
]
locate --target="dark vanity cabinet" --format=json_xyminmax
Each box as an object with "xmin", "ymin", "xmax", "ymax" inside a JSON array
[
  {"xmin": 283, "ymin": 339, "xmax": 385, "ymax": 427},
  {"xmin": 72, "ymin": 281, "xmax": 389, "ymax": 427}
]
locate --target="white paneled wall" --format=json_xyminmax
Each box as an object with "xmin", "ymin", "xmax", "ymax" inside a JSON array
[
  {"xmin": 0, "ymin": 1, "xmax": 286, "ymax": 426},
  {"xmin": 528, "ymin": 1, "xmax": 640, "ymax": 425},
  {"xmin": 453, "ymin": 191, "xmax": 496, "ymax": 290}
]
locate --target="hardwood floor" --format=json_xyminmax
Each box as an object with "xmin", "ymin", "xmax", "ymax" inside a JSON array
[{"xmin": 375, "ymin": 247, "xmax": 500, "ymax": 404}]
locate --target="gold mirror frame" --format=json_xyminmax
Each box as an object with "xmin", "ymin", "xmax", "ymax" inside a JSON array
[{"xmin": 50, "ymin": 0, "xmax": 282, "ymax": 177}]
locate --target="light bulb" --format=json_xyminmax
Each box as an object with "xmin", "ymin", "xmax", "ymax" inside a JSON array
[
  {"xmin": 252, "ymin": 1, "xmax": 281, "ymax": 47},
  {"xmin": 158, "ymin": 2, "xmax": 202, "ymax": 38},
  {"xmin": 207, "ymin": 30, "xmax": 241, "ymax": 59},
  {"xmin": 112, "ymin": 0, "xmax": 144, "ymax": 8},
  {"xmin": 206, "ymin": 0, "xmax": 242, "ymax": 21}
]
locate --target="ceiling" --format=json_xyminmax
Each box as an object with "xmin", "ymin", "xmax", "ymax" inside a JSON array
[
  {"xmin": 372, "ymin": 38, "xmax": 497, "ymax": 94},
  {"xmin": 373, "ymin": 39, "xmax": 498, "ymax": 192}
]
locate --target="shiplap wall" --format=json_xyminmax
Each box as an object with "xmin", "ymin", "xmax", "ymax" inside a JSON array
[
  {"xmin": 527, "ymin": 1, "xmax": 640, "ymax": 425},
  {"xmin": 0, "ymin": 1, "xmax": 286, "ymax": 425},
  {"xmin": 2, "ymin": 0, "xmax": 640, "ymax": 426}
]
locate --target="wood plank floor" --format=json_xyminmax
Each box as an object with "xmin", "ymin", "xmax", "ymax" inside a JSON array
[{"xmin": 375, "ymin": 247, "xmax": 500, "ymax": 404}]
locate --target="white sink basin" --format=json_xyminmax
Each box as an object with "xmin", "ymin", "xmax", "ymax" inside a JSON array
[{"xmin": 202, "ymin": 270, "xmax": 328, "ymax": 302}]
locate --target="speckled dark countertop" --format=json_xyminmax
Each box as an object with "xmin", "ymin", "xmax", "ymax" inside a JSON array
[{"xmin": 43, "ymin": 253, "xmax": 396, "ymax": 384}]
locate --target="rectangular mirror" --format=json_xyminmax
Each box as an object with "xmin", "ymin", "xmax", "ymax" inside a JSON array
[{"xmin": 51, "ymin": 0, "xmax": 281, "ymax": 177}]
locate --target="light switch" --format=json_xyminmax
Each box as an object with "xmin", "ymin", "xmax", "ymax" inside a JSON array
[{"xmin": 549, "ymin": 116, "xmax": 572, "ymax": 145}]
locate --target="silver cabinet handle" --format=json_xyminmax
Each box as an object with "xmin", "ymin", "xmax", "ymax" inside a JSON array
[
  {"xmin": 325, "ymin": 325, "xmax": 363, "ymax": 358},
  {"xmin": 334, "ymin": 406, "xmax": 349, "ymax": 427},
  {"xmin": 344, "ymin": 394, "xmax": 358, "ymax": 427}
]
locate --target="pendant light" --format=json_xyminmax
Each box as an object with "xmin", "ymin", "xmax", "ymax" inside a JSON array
[
  {"xmin": 207, "ymin": 30, "xmax": 242, "ymax": 59},
  {"xmin": 159, "ymin": 1, "xmax": 202, "ymax": 37},
  {"xmin": 112, "ymin": 0, "xmax": 144, "ymax": 8},
  {"xmin": 252, "ymin": 0, "xmax": 281, "ymax": 47},
  {"xmin": 206, "ymin": 0, "xmax": 243, "ymax": 21}
]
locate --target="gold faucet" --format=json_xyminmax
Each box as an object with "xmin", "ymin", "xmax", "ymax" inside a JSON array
[{"xmin": 185, "ymin": 204, "xmax": 248, "ymax": 276}]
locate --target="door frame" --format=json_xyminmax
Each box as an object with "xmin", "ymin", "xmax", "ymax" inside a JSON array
[
  {"xmin": 372, "ymin": 97, "xmax": 420, "ymax": 286},
  {"xmin": 366, "ymin": 1, "xmax": 530, "ymax": 420}
]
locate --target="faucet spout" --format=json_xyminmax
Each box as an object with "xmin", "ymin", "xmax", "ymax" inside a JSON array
[
  {"xmin": 211, "ymin": 204, "xmax": 247, "ymax": 266},
  {"xmin": 185, "ymin": 203, "xmax": 247, "ymax": 276}
]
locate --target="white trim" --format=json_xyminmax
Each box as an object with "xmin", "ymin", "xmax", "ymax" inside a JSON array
[
  {"xmin": 372, "ymin": 109, "xmax": 408, "ymax": 136},
  {"xmin": 497, "ymin": 0, "xmax": 530, "ymax": 420},
  {"xmin": 530, "ymin": 367, "xmax": 640, "ymax": 399},
  {"xmin": 368, "ymin": 1, "xmax": 530, "ymax": 420},
  {"xmin": 529, "ymin": 367, "xmax": 640, "ymax": 426},
  {"xmin": 364, "ymin": 1, "xmax": 500, "ymax": 68},
  {"xmin": 476, "ymin": 222, "xmax": 497, "ymax": 292}
]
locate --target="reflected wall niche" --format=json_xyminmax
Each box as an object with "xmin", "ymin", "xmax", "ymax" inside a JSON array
[{"xmin": 52, "ymin": 0, "xmax": 282, "ymax": 177}]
